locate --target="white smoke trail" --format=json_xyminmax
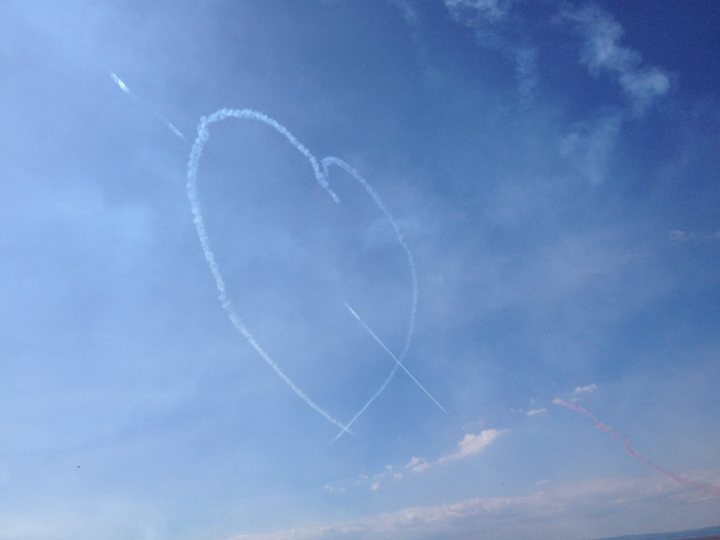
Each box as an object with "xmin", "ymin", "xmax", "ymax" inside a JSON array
[
  {"xmin": 322, "ymin": 157, "xmax": 420, "ymax": 441},
  {"xmin": 110, "ymin": 72, "xmax": 130, "ymax": 94},
  {"xmin": 344, "ymin": 302, "xmax": 447, "ymax": 414},
  {"xmin": 109, "ymin": 74, "xmax": 421, "ymax": 434},
  {"xmin": 186, "ymin": 110, "xmax": 421, "ymax": 438},
  {"xmin": 110, "ymin": 71, "xmax": 187, "ymax": 141},
  {"xmin": 150, "ymin": 112, "xmax": 187, "ymax": 141},
  {"xmin": 166, "ymin": 121, "xmax": 187, "ymax": 141},
  {"xmin": 187, "ymin": 108, "xmax": 350, "ymax": 433}
]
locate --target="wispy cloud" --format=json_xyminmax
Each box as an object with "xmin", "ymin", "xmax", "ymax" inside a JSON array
[
  {"xmin": 670, "ymin": 229, "xmax": 720, "ymax": 244},
  {"xmin": 443, "ymin": 0, "xmax": 537, "ymax": 102},
  {"xmin": 406, "ymin": 456, "xmax": 431, "ymax": 473},
  {"xmin": 326, "ymin": 429, "xmax": 505, "ymax": 493},
  {"xmin": 445, "ymin": 0, "xmax": 671, "ymax": 112},
  {"xmin": 232, "ymin": 470, "xmax": 720, "ymax": 540},
  {"xmin": 560, "ymin": 3, "xmax": 670, "ymax": 113},
  {"xmin": 323, "ymin": 483, "xmax": 344, "ymax": 495},
  {"xmin": 444, "ymin": 0, "xmax": 515, "ymax": 25},
  {"xmin": 572, "ymin": 383, "xmax": 598, "ymax": 397},
  {"xmin": 514, "ymin": 46, "xmax": 538, "ymax": 102},
  {"xmin": 437, "ymin": 429, "xmax": 507, "ymax": 464},
  {"xmin": 526, "ymin": 407, "xmax": 547, "ymax": 417},
  {"xmin": 405, "ymin": 429, "xmax": 506, "ymax": 474},
  {"xmin": 560, "ymin": 113, "xmax": 622, "ymax": 185}
]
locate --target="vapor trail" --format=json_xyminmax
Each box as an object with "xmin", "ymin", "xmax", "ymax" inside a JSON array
[
  {"xmin": 109, "ymin": 75, "xmax": 418, "ymax": 433},
  {"xmin": 187, "ymin": 108, "xmax": 350, "ymax": 433},
  {"xmin": 165, "ymin": 121, "xmax": 187, "ymax": 141},
  {"xmin": 184, "ymin": 108, "xmax": 421, "ymax": 436},
  {"xmin": 110, "ymin": 72, "xmax": 130, "ymax": 94},
  {"xmin": 110, "ymin": 71, "xmax": 187, "ymax": 141},
  {"xmin": 553, "ymin": 398, "xmax": 720, "ymax": 497},
  {"xmin": 322, "ymin": 157, "xmax": 420, "ymax": 441},
  {"xmin": 344, "ymin": 302, "xmax": 447, "ymax": 415}
]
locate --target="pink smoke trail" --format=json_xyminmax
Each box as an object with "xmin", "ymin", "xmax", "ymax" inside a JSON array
[{"xmin": 552, "ymin": 398, "xmax": 720, "ymax": 497}]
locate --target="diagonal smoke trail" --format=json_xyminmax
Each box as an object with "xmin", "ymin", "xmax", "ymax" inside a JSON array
[
  {"xmin": 344, "ymin": 302, "xmax": 447, "ymax": 415},
  {"xmin": 322, "ymin": 157, "xmax": 420, "ymax": 441},
  {"xmin": 113, "ymin": 87, "xmax": 421, "ymax": 436},
  {"xmin": 553, "ymin": 398, "xmax": 720, "ymax": 497},
  {"xmin": 187, "ymin": 109, "xmax": 350, "ymax": 433},
  {"xmin": 165, "ymin": 121, "xmax": 187, "ymax": 141},
  {"xmin": 110, "ymin": 71, "xmax": 187, "ymax": 141},
  {"xmin": 110, "ymin": 72, "xmax": 130, "ymax": 94}
]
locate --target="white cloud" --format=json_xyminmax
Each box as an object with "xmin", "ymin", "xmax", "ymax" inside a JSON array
[
  {"xmin": 444, "ymin": 1, "xmax": 668, "ymax": 111},
  {"xmin": 560, "ymin": 4, "xmax": 670, "ymax": 113},
  {"xmin": 671, "ymin": 229, "xmax": 689, "ymax": 242},
  {"xmin": 444, "ymin": 0, "xmax": 537, "ymax": 101},
  {"xmin": 230, "ymin": 470, "xmax": 720, "ymax": 540},
  {"xmin": 437, "ymin": 429, "xmax": 507, "ymax": 464},
  {"xmin": 526, "ymin": 408, "xmax": 547, "ymax": 416},
  {"xmin": 515, "ymin": 47, "xmax": 538, "ymax": 101},
  {"xmin": 572, "ymin": 383, "xmax": 598, "ymax": 396},
  {"xmin": 560, "ymin": 113, "xmax": 622, "ymax": 185},
  {"xmin": 670, "ymin": 229, "xmax": 720, "ymax": 244},
  {"xmin": 406, "ymin": 456, "xmax": 431, "ymax": 473},
  {"xmin": 387, "ymin": 0, "xmax": 418, "ymax": 28},
  {"xmin": 323, "ymin": 484, "xmax": 344, "ymax": 495},
  {"xmin": 444, "ymin": 0, "xmax": 515, "ymax": 24},
  {"xmin": 333, "ymin": 428, "xmax": 507, "ymax": 492}
]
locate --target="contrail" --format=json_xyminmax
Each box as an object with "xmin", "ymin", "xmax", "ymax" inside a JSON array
[
  {"xmin": 553, "ymin": 398, "xmax": 720, "ymax": 497},
  {"xmin": 110, "ymin": 72, "xmax": 130, "ymax": 94},
  {"xmin": 110, "ymin": 71, "xmax": 187, "ymax": 141},
  {"xmin": 114, "ymin": 90, "xmax": 421, "ymax": 435},
  {"xmin": 322, "ymin": 157, "xmax": 420, "ymax": 441},
  {"xmin": 165, "ymin": 121, "xmax": 187, "ymax": 141},
  {"xmin": 187, "ymin": 113, "xmax": 420, "ymax": 439},
  {"xmin": 187, "ymin": 108, "xmax": 351, "ymax": 433},
  {"xmin": 344, "ymin": 302, "xmax": 447, "ymax": 415}
]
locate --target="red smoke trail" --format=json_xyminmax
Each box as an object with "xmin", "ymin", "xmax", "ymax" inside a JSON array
[{"xmin": 553, "ymin": 398, "xmax": 720, "ymax": 497}]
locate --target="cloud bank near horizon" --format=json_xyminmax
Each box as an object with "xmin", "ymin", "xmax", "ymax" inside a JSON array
[{"xmin": 233, "ymin": 469, "xmax": 720, "ymax": 540}]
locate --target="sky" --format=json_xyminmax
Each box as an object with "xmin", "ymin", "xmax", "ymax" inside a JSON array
[{"xmin": 1, "ymin": 1, "xmax": 720, "ymax": 538}]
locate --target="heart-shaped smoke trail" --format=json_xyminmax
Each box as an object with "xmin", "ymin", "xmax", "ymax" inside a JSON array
[
  {"xmin": 186, "ymin": 108, "xmax": 429, "ymax": 437},
  {"xmin": 111, "ymin": 70, "xmax": 443, "ymax": 435}
]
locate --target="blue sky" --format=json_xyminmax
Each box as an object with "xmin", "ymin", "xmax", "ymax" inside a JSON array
[{"xmin": 1, "ymin": 1, "xmax": 720, "ymax": 538}]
